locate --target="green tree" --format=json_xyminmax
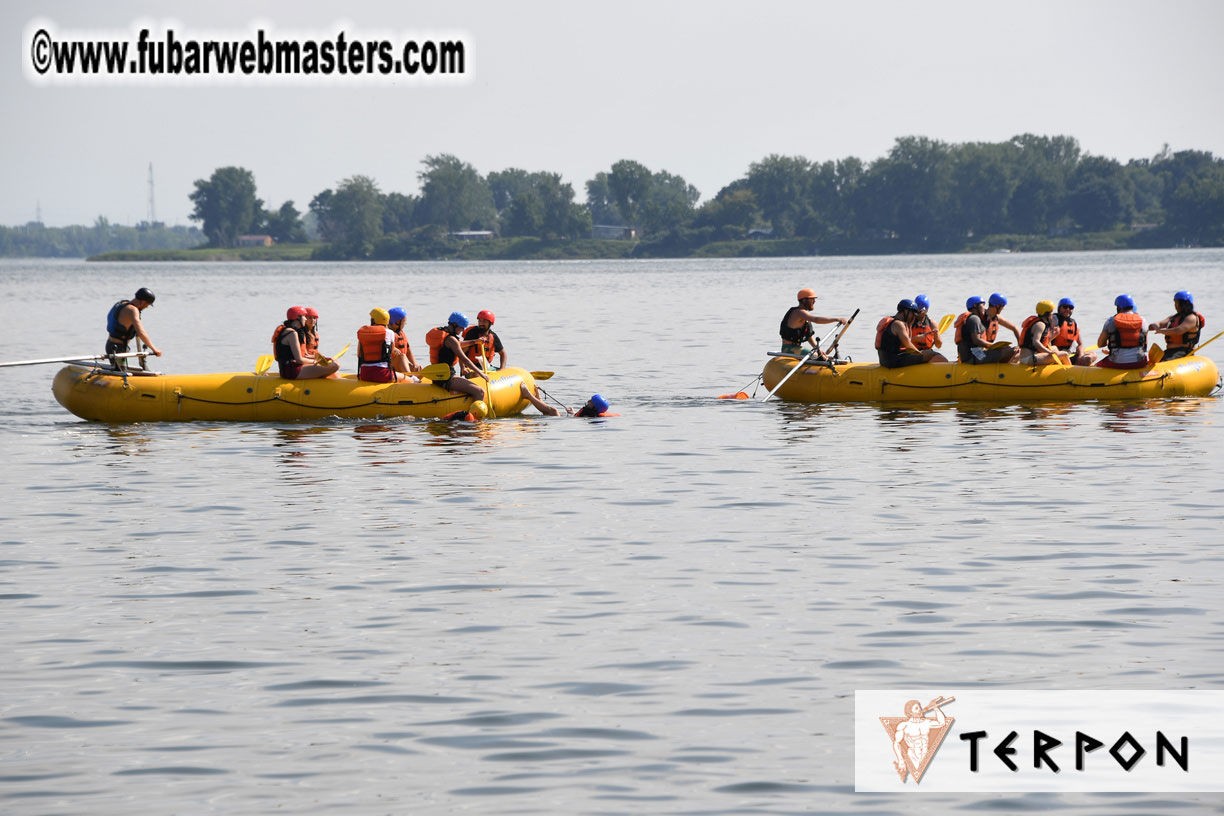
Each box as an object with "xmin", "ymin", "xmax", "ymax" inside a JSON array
[
  {"xmin": 606, "ymin": 160, "xmax": 653, "ymax": 228},
  {"xmin": 311, "ymin": 176, "xmax": 385, "ymax": 257},
  {"xmin": 585, "ymin": 172, "xmax": 622, "ymax": 225},
  {"xmin": 504, "ymin": 191, "xmax": 544, "ymax": 237},
  {"xmin": 1165, "ymin": 166, "xmax": 1224, "ymax": 243},
  {"xmin": 381, "ymin": 192, "xmax": 418, "ymax": 234},
  {"xmin": 1067, "ymin": 156, "xmax": 1135, "ymax": 231},
  {"xmin": 745, "ymin": 154, "xmax": 812, "ymax": 237},
  {"xmin": 263, "ymin": 200, "xmax": 306, "ymax": 244},
  {"xmin": 415, "ymin": 154, "xmax": 496, "ymax": 232},
  {"xmin": 188, "ymin": 166, "xmax": 262, "ymax": 247},
  {"xmin": 694, "ymin": 189, "xmax": 760, "ymax": 230}
]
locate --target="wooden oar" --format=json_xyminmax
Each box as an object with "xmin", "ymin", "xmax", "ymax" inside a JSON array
[{"xmin": 0, "ymin": 351, "xmax": 150, "ymax": 368}]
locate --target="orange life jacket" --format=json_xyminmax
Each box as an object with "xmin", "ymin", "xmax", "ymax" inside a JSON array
[
  {"xmin": 910, "ymin": 315, "xmax": 937, "ymax": 350},
  {"xmin": 304, "ymin": 328, "xmax": 319, "ymax": 355},
  {"xmin": 1019, "ymin": 315, "xmax": 1052, "ymax": 351},
  {"xmin": 954, "ymin": 312, "xmax": 969, "ymax": 343},
  {"xmin": 357, "ymin": 325, "xmax": 393, "ymax": 367},
  {"xmin": 1108, "ymin": 312, "xmax": 1146, "ymax": 350},
  {"xmin": 393, "ymin": 327, "xmax": 410, "ymax": 357},
  {"xmin": 1050, "ymin": 314, "xmax": 1080, "ymax": 349},
  {"xmin": 426, "ymin": 326, "xmax": 449, "ymax": 365},
  {"xmin": 874, "ymin": 316, "xmax": 897, "ymax": 350},
  {"xmin": 1166, "ymin": 311, "xmax": 1206, "ymax": 350},
  {"xmin": 464, "ymin": 328, "xmax": 495, "ymax": 366},
  {"xmin": 983, "ymin": 313, "xmax": 999, "ymax": 343}
]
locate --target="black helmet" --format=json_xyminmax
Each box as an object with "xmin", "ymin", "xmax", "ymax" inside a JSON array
[{"xmin": 135, "ymin": 287, "xmax": 156, "ymax": 304}]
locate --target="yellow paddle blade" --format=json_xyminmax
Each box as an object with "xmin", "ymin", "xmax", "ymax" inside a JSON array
[
  {"xmin": 987, "ymin": 341, "xmax": 1013, "ymax": 350},
  {"xmin": 416, "ymin": 363, "xmax": 453, "ymax": 381},
  {"xmin": 936, "ymin": 313, "xmax": 955, "ymax": 334},
  {"xmin": 332, "ymin": 342, "xmax": 351, "ymax": 361},
  {"xmin": 1148, "ymin": 344, "xmax": 1164, "ymax": 365},
  {"xmin": 255, "ymin": 355, "xmax": 274, "ymax": 375},
  {"xmin": 530, "ymin": 371, "xmax": 554, "ymax": 380}
]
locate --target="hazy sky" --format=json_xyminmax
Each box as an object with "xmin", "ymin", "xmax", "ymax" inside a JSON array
[{"xmin": 4, "ymin": 0, "xmax": 1223, "ymax": 227}]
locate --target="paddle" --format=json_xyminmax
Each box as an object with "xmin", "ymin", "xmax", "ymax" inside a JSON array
[
  {"xmin": 480, "ymin": 355, "xmax": 497, "ymax": 419},
  {"xmin": 1148, "ymin": 344, "xmax": 1164, "ymax": 365},
  {"xmin": 937, "ymin": 313, "xmax": 955, "ymax": 335},
  {"xmin": 531, "ymin": 371, "xmax": 554, "ymax": 380},
  {"xmin": 1193, "ymin": 328, "xmax": 1224, "ymax": 353},
  {"xmin": 825, "ymin": 308, "xmax": 860, "ymax": 360},
  {"xmin": 0, "ymin": 351, "xmax": 150, "ymax": 368}
]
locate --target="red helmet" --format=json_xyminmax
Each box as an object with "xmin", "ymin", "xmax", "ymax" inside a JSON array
[
  {"xmin": 303, "ymin": 306, "xmax": 319, "ymax": 318},
  {"xmin": 477, "ymin": 309, "xmax": 495, "ymax": 325},
  {"xmin": 286, "ymin": 305, "xmax": 309, "ymax": 320}
]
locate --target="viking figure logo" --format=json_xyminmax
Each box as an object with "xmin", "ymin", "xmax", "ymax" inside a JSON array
[{"xmin": 878, "ymin": 695, "xmax": 955, "ymax": 783}]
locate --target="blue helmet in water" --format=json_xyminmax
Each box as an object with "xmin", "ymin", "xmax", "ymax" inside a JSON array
[
  {"xmin": 590, "ymin": 394, "xmax": 610, "ymax": 414},
  {"xmin": 914, "ymin": 294, "xmax": 930, "ymax": 310},
  {"xmin": 448, "ymin": 311, "xmax": 469, "ymax": 329},
  {"xmin": 1114, "ymin": 294, "xmax": 1135, "ymax": 310},
  {"xmin": 1058, "ymin": 297, "xmax": 1075, "ymax": 309},
  {"xmin": 966, "ymin": 295, "xmax": 984, "ymax": 310},
  {"xmin": 388, "ymin": 307, "xmax": 407, "ymax": 325},
  {"xmin": 988, "ymin": 293, "xmax": 1007, "ymax": 307},
  {"xmin": 1174, "ymin": 290, "xmax": 1193, "ymax": 305}
]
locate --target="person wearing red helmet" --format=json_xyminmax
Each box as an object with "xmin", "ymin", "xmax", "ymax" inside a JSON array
[
  {"xmin": 272, "ymin": 306, "xmax": 339, "ymax": 380},
  {"xmin": 780, "ymin": 288, "xmax": 846, "ymax": 357},
  {"xmin": 463, "ymin": 309, "xmax": 506, "ymax": 370},
  {"xmin": 301, "ymin": 306, "xmax": 320, "ymax": 360}
]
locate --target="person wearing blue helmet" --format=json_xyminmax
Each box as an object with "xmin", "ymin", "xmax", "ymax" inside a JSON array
[
  {"xmin": 1095, "ymin": 294, "xmax": 1148, "ymax": 369},
  {"xmin": 909, "ymin": 294, "xmax": 943, "ymax": 353},
  {"xmin": 983, "ymin": 292, "xmax": 1022, "ymax": 351},
  {"xmin": 1050, "ymin": 298, "xmax": 1093, "ymax": 365},
  {"xmin": 518, "ymin": 383, "xmax": 614, "ymax": 417},
  {"xmin": 956, "ymin": 295, "xmax": 1016, "ymax": 364},
  {"xmin": 876, "ymin": 299, "xmax": 946, "ymax": 368},
  {"xmin": 426, "ymin": 311, "xmax": 489, "ymax": 400},
  {"xmin": 386, "ymin": 306, "xmax": 423, "ymax": 378},
  {"xmin": 1149, "ymin": 291, "xmax": 1206, "ymax": 361}
]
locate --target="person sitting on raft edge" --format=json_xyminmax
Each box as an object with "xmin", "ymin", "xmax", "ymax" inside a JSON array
[
  {"xmin": 876, "ymin": 299, "xmax": 947, "ymax": 367},
  {"xmin": 273, "ymin": 306, "xmax": 340, "ymax": 380},
  {"xmin": 519, "ymin": 383, "xmax": 614, "ymax": 417},
  {"xmin": 1050, "ymin": 298, "xmax": 1094, "ymax": 366},
  {"xmin": 1016, "ymin": 301, "xmax": 1065, "ymax": 366},
  {"xmin": 780, "ymin": 288, "xmax": 847, "ymax": 358},
  {"xmin": 427, "ymin": 312, "xmax": 491, "ymax": 400},
  {"xmin": 464, "ymin": 310, "xmax": 506, "ymax": 371},
  {"xmin": 1096, "ymin": 294, "xmax": 1148, "ymax": 369},
  {"xmin": 909, "ymin": 294, "xmax": 943, "ymax": 353},
  {"xmin": 956, "ymin": 296, "xmax": 1018, "ymax": 364},
  {"xmin": 106, "ymin": 287, "xmax": 162, "ymax": 367},
  {"xmin": 1149, "ymin": 291, "xmax": 1205, "ymax": 361}
]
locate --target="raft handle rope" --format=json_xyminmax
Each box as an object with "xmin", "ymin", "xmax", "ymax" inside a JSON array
[
  {"xmin": 174, "ymin": 391, "xmax": 468, "ymax": 410},
  {"xmin": 880, "ymin": 372, "xmax": 1170, "ymax": 391}
]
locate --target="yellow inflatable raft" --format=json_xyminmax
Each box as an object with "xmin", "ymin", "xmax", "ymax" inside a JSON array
[
  {"xmin": 761, "ymin": 354, "xmax": 1221, "ymax": 403},
  {"xmin": 52, "ymin": 365, "xmax": 535, "ymax": 423}
]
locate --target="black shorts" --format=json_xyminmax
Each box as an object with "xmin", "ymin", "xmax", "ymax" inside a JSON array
[
  {"xmin": 878, "ymin": 351, "xmax": 926, "ymax": 369},
  {"xmin": 104, "ymin": 340, "xmax": 129, "ymax": 356},
  {"xmin": 964, "ymin": 346, "xmax": 1012, "ymax": 365}
]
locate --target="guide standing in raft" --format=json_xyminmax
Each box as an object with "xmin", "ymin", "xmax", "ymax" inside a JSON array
[
  {"xmin": 780, "ymin": 288, "xmax": 847, "ymax": 358},
  {"xmin": 105, "ymin": 287, "xmax": 162, "ymax": 366}
]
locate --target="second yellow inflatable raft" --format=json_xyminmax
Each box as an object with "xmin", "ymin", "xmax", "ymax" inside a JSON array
[{"xmin": 761, "ymin": 354, "xmax": 1220, "ymax": 403}]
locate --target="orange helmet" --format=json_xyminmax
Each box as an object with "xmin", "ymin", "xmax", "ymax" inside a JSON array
[{"xmin": 797, "ymin": 288, "xmax": 817, "ymax": 302}]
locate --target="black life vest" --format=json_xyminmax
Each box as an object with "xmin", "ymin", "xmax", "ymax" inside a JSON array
[
  {"xmin": 107, "ymin": 300, "xmax": 136, "ymax": 342},
  {"xmin": 779, "ymin": 306, "xmax": 814, "ymax": 345}
]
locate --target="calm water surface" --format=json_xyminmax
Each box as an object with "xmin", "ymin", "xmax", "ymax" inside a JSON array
[{"xmin": 1, "ymin": 251, "xmax": 1222, "ymax": 814}]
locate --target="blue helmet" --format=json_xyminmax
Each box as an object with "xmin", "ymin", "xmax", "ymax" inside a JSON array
[
  {"xmin": 897, "ymin": 299, "xmax": 918, "ymax": 313},
  {"xmin": 914, "ymin": 294, "xmax": 930, "ymax": 310},
  {"xmin": 966, "ymin": 295, "xmax": 984, "ymax": 310},
  {"xmin": 1174, "ymin": 290, "xmax": 1193, "ymax": 304},
  {"xmin": 988, "ymin": 293, "xmax": 1007, "ymax": 307},
  {"xmin": 590, "ymin": 394, "xmax": 610, "ymax": 414},
  {"xmin": 1058, "ymin": 297, "xmax": 1075, "ymax": 309},
  {"xmin": 1114, "ymin": 294, "xmax": 1135, "ymax": 310},
  {"xmin": 388, "ymin": 307, "xmax": 407, "ymax": 325},
  {"xmin": 448, "ymin": 311, "xmax": 469, "ymax": 329}
]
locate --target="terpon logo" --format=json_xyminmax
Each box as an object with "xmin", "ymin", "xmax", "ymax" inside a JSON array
[
  {"xmin": 854, "ymin": 690, "xmax": 1224, "ymax": 793},
  {"xmin": 877, "ymin": 695, "xmax": 954, "ymax": 783}
]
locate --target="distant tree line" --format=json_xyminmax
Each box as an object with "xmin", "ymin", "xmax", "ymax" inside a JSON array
[
  {"xmin": 0, "ymin": 219, "xmax": 202, "ymax": 257},
  {"xmin": 7, "ymin": 134, "xmax": 1223, "ymax": 258}
]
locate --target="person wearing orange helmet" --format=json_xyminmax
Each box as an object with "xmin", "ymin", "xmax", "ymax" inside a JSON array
[
  {"xmin": 463, "ymin": 309, "xmax": 506, "ymax": 370},
  {"xmin": 272, "ymin": 306, "xmax": 339, "ymax": 380},
  {"xmin": 780, "ymin": 288, "xmax": 846, "ymax": 357}
]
